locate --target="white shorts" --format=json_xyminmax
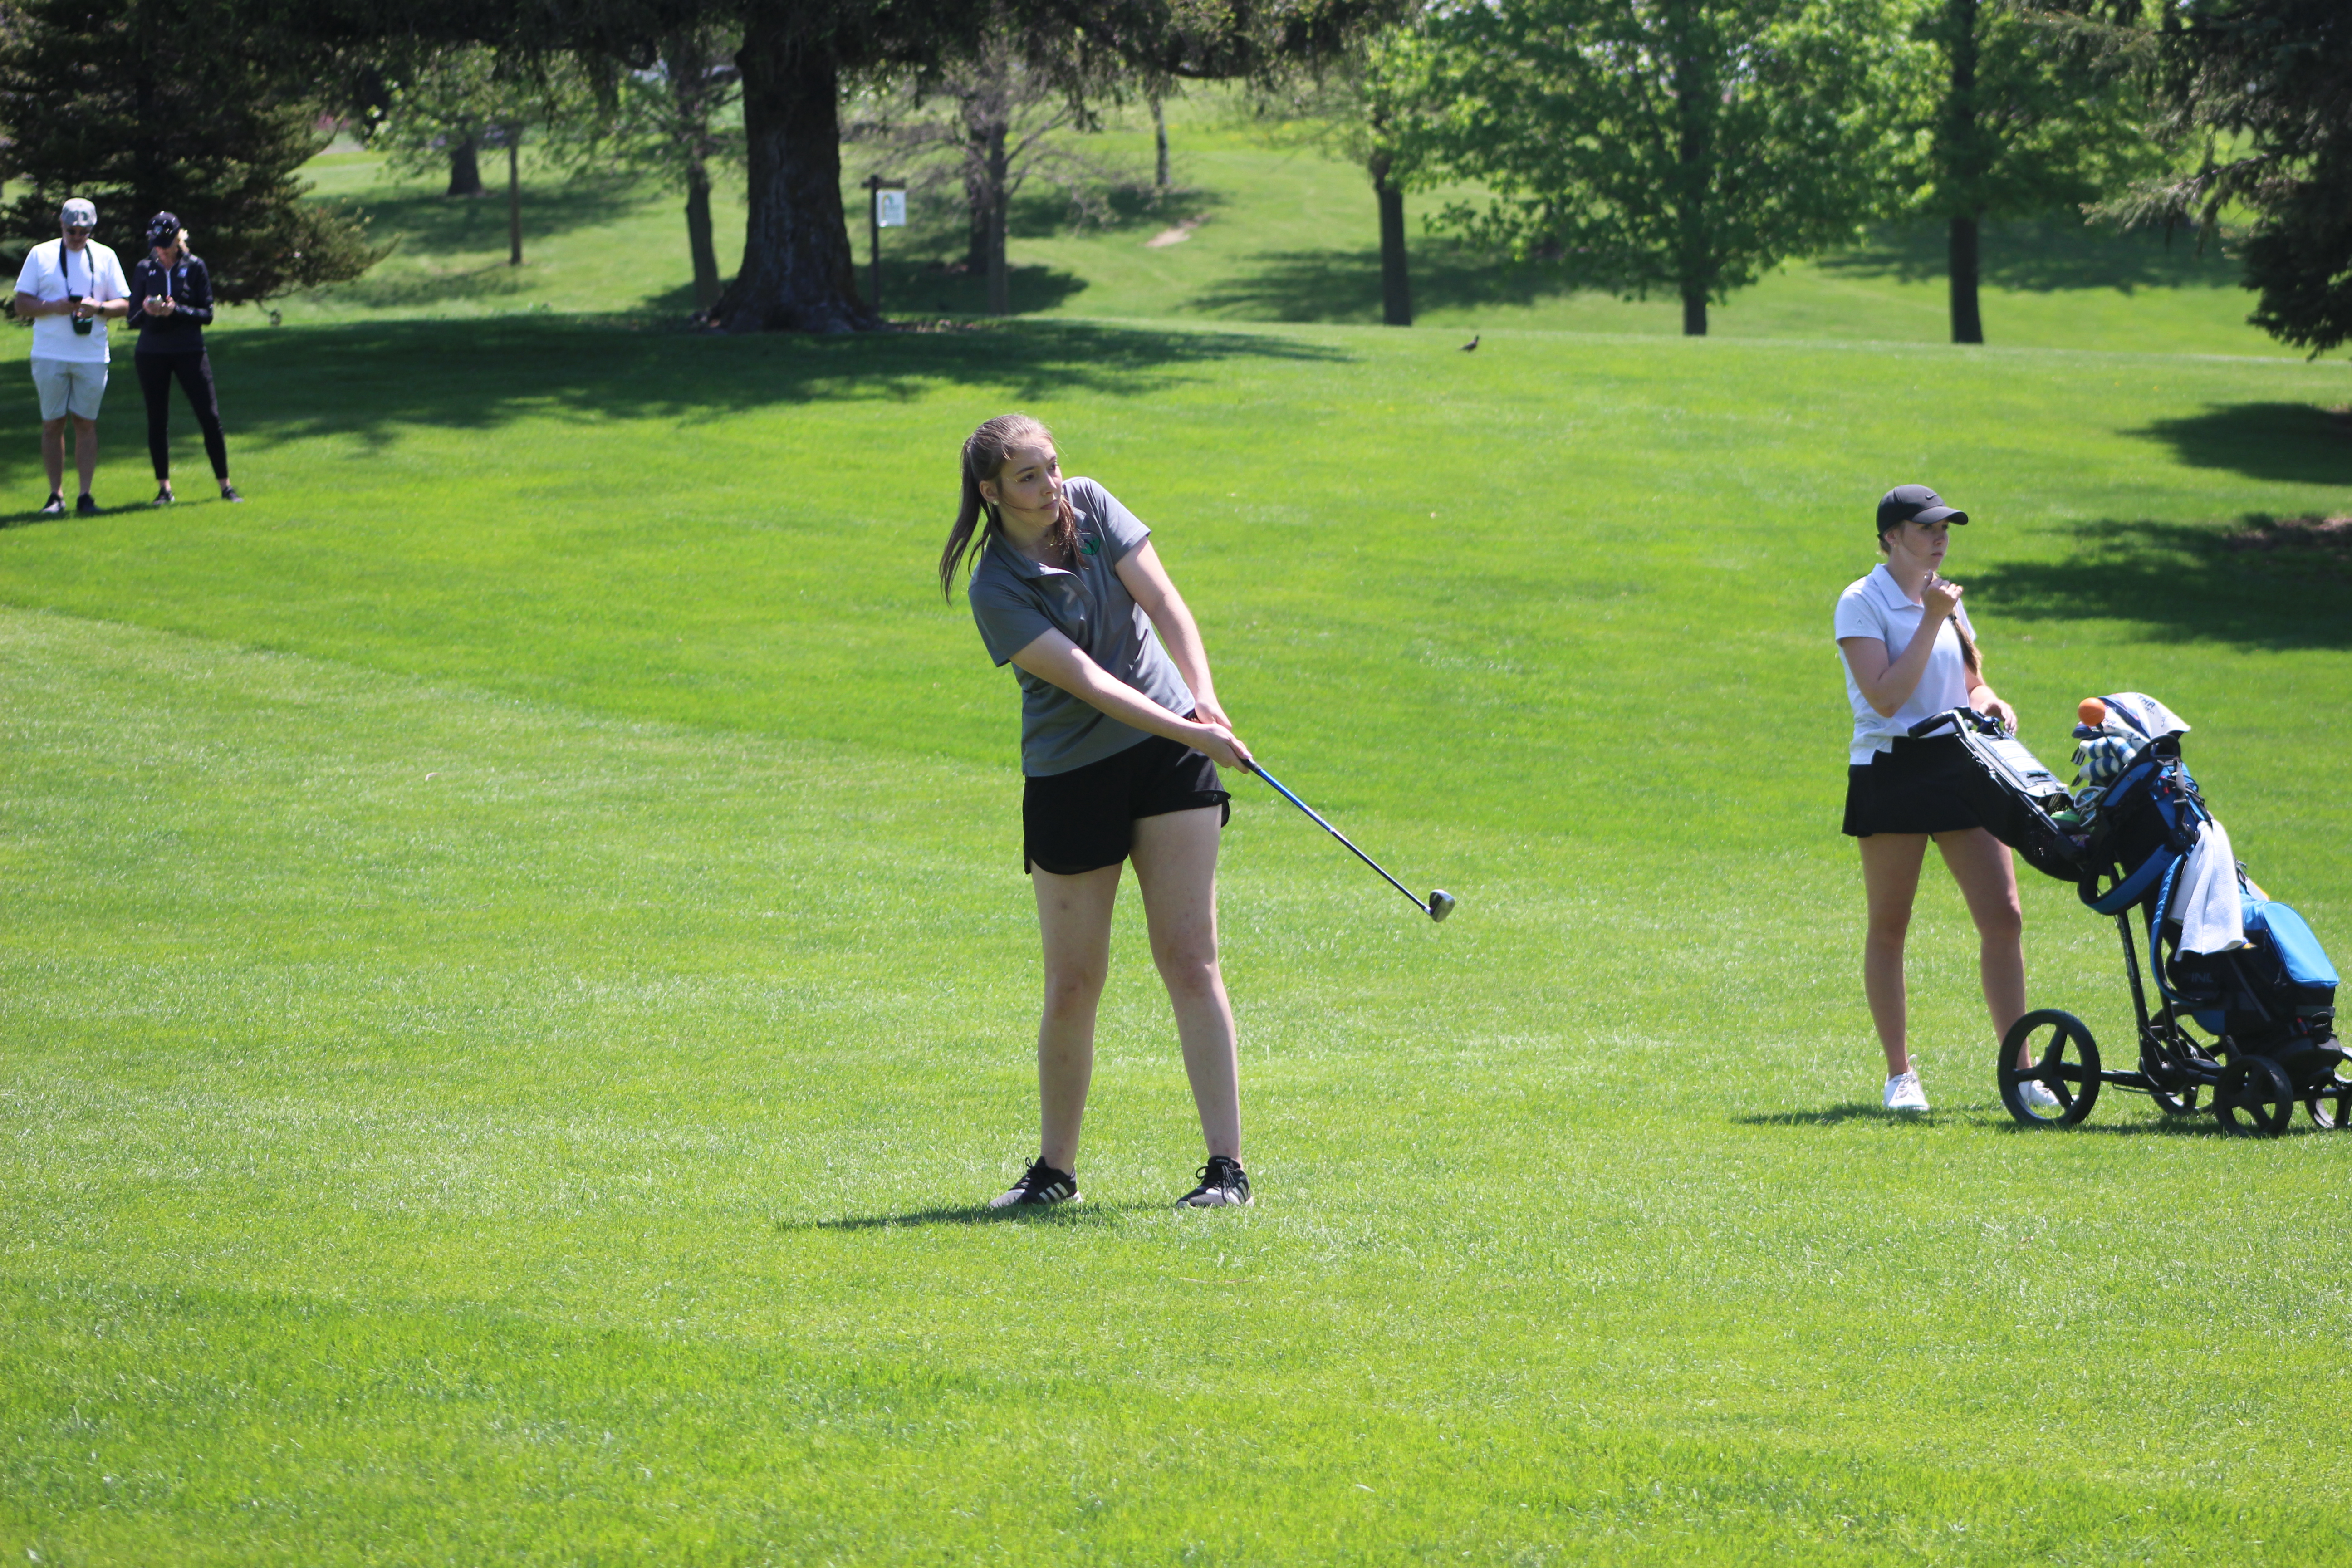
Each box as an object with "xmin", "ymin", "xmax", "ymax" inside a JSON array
[{"xmin": 31, "ymin": 357, "xmax": 107, "ymax": 421}]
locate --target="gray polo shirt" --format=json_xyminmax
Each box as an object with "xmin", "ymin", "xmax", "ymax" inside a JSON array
[{"xmin": 967, "ymin": 477, "xmax": 1196, "ymax": 777}]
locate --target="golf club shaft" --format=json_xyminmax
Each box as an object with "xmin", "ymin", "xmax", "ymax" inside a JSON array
[{"xmin": 1243, "ymin": 760, "xmax": 1431, "ymax": 916}]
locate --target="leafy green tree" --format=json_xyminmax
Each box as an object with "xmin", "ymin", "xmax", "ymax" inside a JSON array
[
  {"xmin": 848, "ymin": 11, "xmax": 1139, "ymax": 316},
  {"xmin": 1407, "ymin": 0, "xmax": 1906, "ymax": 335},
  {"xmin": 372, "ymin": 48, "xmax": 595, "ymax": 267},
  {"xmin": 2082, "ymin": 0, "xmax": 2352, "ymax": 354},
  {"xmin": 0, "ymin": 0, "xmax": 378, "ymax": 303},
  {"xmin": 529, "ymin": 29, "xmax": 744, "ymax": 312},
  {"xmin": 1898, "ymin": 0, "xmax": 2157, "ymax": 343},
  {"xmin": 1252, "ymin": 23, "xmax": 1429, "ymax": 327}
]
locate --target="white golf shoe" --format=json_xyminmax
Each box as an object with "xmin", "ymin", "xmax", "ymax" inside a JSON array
[
  {"xmin": 1883, "ymin": 1069, "xmax": 1930, "ymax": 1112},
  {"xmin": 2017, "ymin": 1078, "xmax": 2063, "ymax": 1112}
]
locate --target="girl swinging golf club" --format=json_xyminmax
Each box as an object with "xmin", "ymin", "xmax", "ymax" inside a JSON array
[
  {"xmin": 941, "ymin": 414, "xmax": 1255, "ymax": 1209},
  {"xmin": 1836, "ymin": 485, "xmax": 2054, "ymax": 1114}
]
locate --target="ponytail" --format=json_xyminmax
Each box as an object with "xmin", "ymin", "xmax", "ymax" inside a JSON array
[
  {"xmin": 1950, "ymin": 610, "xmax": 1981, "ymax": 676},
  {"xmin": 938, "ymin": 414, "xmax": 1078, "ymax": 597}
]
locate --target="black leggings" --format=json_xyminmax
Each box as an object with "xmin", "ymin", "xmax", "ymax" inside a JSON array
[{"xmin": 135, "ymin": 349, "xmax": 229, "ymax": 483}]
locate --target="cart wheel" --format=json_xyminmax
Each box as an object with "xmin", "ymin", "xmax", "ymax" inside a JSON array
[
  {"xmin": 2141, "ymin": 1038, "xmax": 2204, "ymax": 1116},
  {"xmin": 2306, "ymin": 1069, "xmax": 2352, "ymax": 1131},
  {"xmin": 1999, "ymin": 1009, "xmax": 2101, "ymax": 1127},
  {"xmin": 2215, "ymin": 1056, "xmax": 2295, "ymax": 1137}
]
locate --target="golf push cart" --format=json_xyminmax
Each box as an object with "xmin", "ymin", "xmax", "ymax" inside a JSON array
[{"xmin": 1911, "ymin": 693, "xmax": 2349, "ymax": 1137}]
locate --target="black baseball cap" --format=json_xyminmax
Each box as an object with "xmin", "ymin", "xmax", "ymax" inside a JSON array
[
  {"xmin": 145, "ymin": 211, "xmax": 181, "ymax": 247},
  {"xmin": 1877, "ymin": 484, "xmax": 1968, "ymax": 532}
]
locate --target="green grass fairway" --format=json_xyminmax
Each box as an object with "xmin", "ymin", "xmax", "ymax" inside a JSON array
[{"xmin": 3, "ymin": 305, "xmax": 2349, "ymax": 1563}]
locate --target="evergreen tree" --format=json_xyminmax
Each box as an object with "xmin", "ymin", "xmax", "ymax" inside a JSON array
[
  {"xmin": 1406, "ymin": 0, "xmax": 1908, "ymax": 335},
  {"xmin": 0, "ymin": 0, "xmax": 378, "ymax": 303},
  {"xmin": 2083, "ymin": 0, "xmax": 2352, "ymax": 354}
]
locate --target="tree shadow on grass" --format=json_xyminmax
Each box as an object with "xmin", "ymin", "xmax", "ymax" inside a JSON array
[
  {"xmin": 311, "ymin": 172, "xmax": 660, "ymax": 260},
  {"xmin": 1186, "ymin": 242, "xmax": 1600, "ymax": 323},
  {"xmin": 31, "ymin": 315, "xmax": 1350, "ymax": 465},
  {"xmin": 1818, "ymin": 214, "xmax": 2244, "ymax": 293},
  {"xmin": 318, "ymin": 261, "xmax": 540, "ymax": 310},
  {"xmin": 1968, "ymin": 514, "xmax": 2352, "ymax": 652},
  {"xmin": 2133, "ymin": 402, "xmax": 2352, "ymax": 486}
]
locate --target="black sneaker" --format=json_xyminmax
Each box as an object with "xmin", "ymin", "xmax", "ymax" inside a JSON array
[
  {"xmin": 75, "ymin": 494, "xmax": 97, "ymax": 516},
  {"xmin": 1177, "ymin": 1155, "xmax": 1252, "ymax": 1208},
  {"xmin": 152, "ymin": 486, "xmax": 174, "ymax": 506},
  {"xmin": 39, "ymin": 494, "xmax": 64, "ymax": 516},
  {"xmin": 219, "ymin": 485, "xmax": 244, "ymax": 503},
  {"xmin": 988, "ymin": 1158, "xmax": 1080, "ymax": 1209}
]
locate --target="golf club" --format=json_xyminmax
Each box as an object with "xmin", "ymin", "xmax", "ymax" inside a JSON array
[{"xmin": 1241, "ymin": 759, "xmax": 1456, "ymax": 922}]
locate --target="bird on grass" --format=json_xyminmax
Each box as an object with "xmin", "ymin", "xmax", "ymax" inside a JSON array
[{"xmin": 1460, "ymin": 335, "xmax": 1480, "ymax": 352}]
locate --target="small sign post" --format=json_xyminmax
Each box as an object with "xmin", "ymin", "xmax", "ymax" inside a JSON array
[{"xmin": 865, "ymin": 176, "xmax": 906, "ymax": 318}]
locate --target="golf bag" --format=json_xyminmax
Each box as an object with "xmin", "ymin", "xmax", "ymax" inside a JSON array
[
  {"xmin": 1903, "ymin": 707, "xmax": 2087, "ymax": 881},
  {"xmin": 2073, "ymin": 693, "xmax": 2339, "ymax": 1065}
]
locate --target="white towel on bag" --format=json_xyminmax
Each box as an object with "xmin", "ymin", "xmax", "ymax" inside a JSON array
[{"xmin": 2176, "ymin": 820, "xmax": 2247, "ymax": 956}]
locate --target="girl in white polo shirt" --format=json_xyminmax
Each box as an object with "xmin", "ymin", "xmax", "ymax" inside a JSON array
[{"xmin": 1835, "ymin": 485, "xmax": 2051, "ymax": 1114}]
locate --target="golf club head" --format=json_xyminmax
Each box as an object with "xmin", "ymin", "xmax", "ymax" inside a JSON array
[{"xmin": 1426, "ymin": 889, "xmax": 1457, "ymax": 923}]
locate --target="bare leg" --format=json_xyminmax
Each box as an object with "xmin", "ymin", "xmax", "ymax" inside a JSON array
[
  {"xmin": 1029, "ymin": 862, "xmax": 1121, "ymax": 1173},
  {"xmin": 1129, "ymin": 807, "xmax": 1241, "ymax": 1161},
  {"xmin": 70, "ymin": 415, "xmax": 96, "ymax": 498},
  {"xmin": 40, "ymin": 417, "xmax": 65, "ymax": 496},
  {"xmin": 1858, "ymin": 833, "xmax": 1930, "ymax": 1077},
  {"xmin": 1936, "ymin": 827, "xmax": 2029, "ymax": 1064}
]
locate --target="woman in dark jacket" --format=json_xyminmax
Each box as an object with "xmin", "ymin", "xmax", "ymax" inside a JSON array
[{"xmin": 126, "ymin": 211, "xmax": 240, "ymax": 504}]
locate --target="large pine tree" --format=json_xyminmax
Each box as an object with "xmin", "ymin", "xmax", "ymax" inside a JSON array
[{"xmin": 0, "ymin": 0, "xmax": 378, "ymax": 302}]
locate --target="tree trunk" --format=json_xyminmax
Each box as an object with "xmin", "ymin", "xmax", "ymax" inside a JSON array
[
  {"xmin": 1371, "ymin": 153, "xmax": 1411, "ymax": 328},
  {"xmin": 1949, "ymin": 215, "xmax": 1984, "ymax": 343},
  {"xmin": 1945, "ymin": 0, "xmax": 1984, "ymax": 343},
  {"xmin": 507, "ymin": 137, "xmax": 522, "ymax": 266},
  {"xmin": 715, "ymin": 13, "xmax": 871, "ymax": 333},
  {"xmin": 668, "ymin": 29, "xmax": 724, "ymax": 313},
  {"xmin": 985, "ymin": 123, "xmax": 1010, "ymax": 315},
  {"xmin": 965, "ymin": 127, "xmax": 991, "ymax": 273},
  {"xmin": 685, "ymin": 162, "xmax": 720, "ymax": 311},
  {"xmin": 1152, "ymin": 95, "xmax": 1170, "ymax": 189},
  {"xmin": 1670, "ymin": 5, "xmax": 1714, "ymax": 337},
  {"xmin": 447, "ymin": 135, "xmax": 484, "ymax": 198}
]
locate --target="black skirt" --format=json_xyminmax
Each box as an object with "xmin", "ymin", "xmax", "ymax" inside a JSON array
[{"xmin": 1842, "ymin": 735, "xmax": 1987, "ymax": 837}]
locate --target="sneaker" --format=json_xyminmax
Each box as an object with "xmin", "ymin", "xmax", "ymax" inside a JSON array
[
  {"xmin": 75, "ymin": 494, "xmax": 97, "ymax": 516},
  {"xmin": 988, "ymin": 1158, "xmax": 1079, "ymax": 1209},
  {"xmin": 151, "ymin": 486, "xmax": 174, "ymax": 507},
  {"xmin": 1177, "ymin": 1155, "xmax": 1252, "ymax": 1208},
  {"xmin": 219, "ymin": 485, "xmax": 244, "ymax": 503},
  {"xmin": 1883, "ymin": 1069, "xmax": 1930, "ymax": 1112},
  {"xmin": 2018, "ymin": 1078, "xmax": 2063, "ymax": 1112},
  {"xmin": 39, "ymin": 493, "xmax": 64, "ymax": 516}
]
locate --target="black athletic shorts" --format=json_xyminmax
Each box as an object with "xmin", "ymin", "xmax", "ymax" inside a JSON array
[
  {"xmin": 1842, "ymin": 735, "xmax": 1986, "ymax": 837},
  {"xmin": 1023, "ymin": 732, "xmax": 1231, "ymax": 875}
]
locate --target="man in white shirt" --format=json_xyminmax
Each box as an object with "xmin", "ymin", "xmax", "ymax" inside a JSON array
[{"xmin": 13, "ymin": 197, "xmax": 130, "ymax": 516}]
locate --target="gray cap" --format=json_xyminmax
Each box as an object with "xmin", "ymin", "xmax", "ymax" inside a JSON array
[
  {"xmin": 59, "ymin": 197, "xmax": 96, "ymax": 227},
  {"xmin": 1877, "ymin": 483, "xmax": 1968, "ymax": 532}
]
